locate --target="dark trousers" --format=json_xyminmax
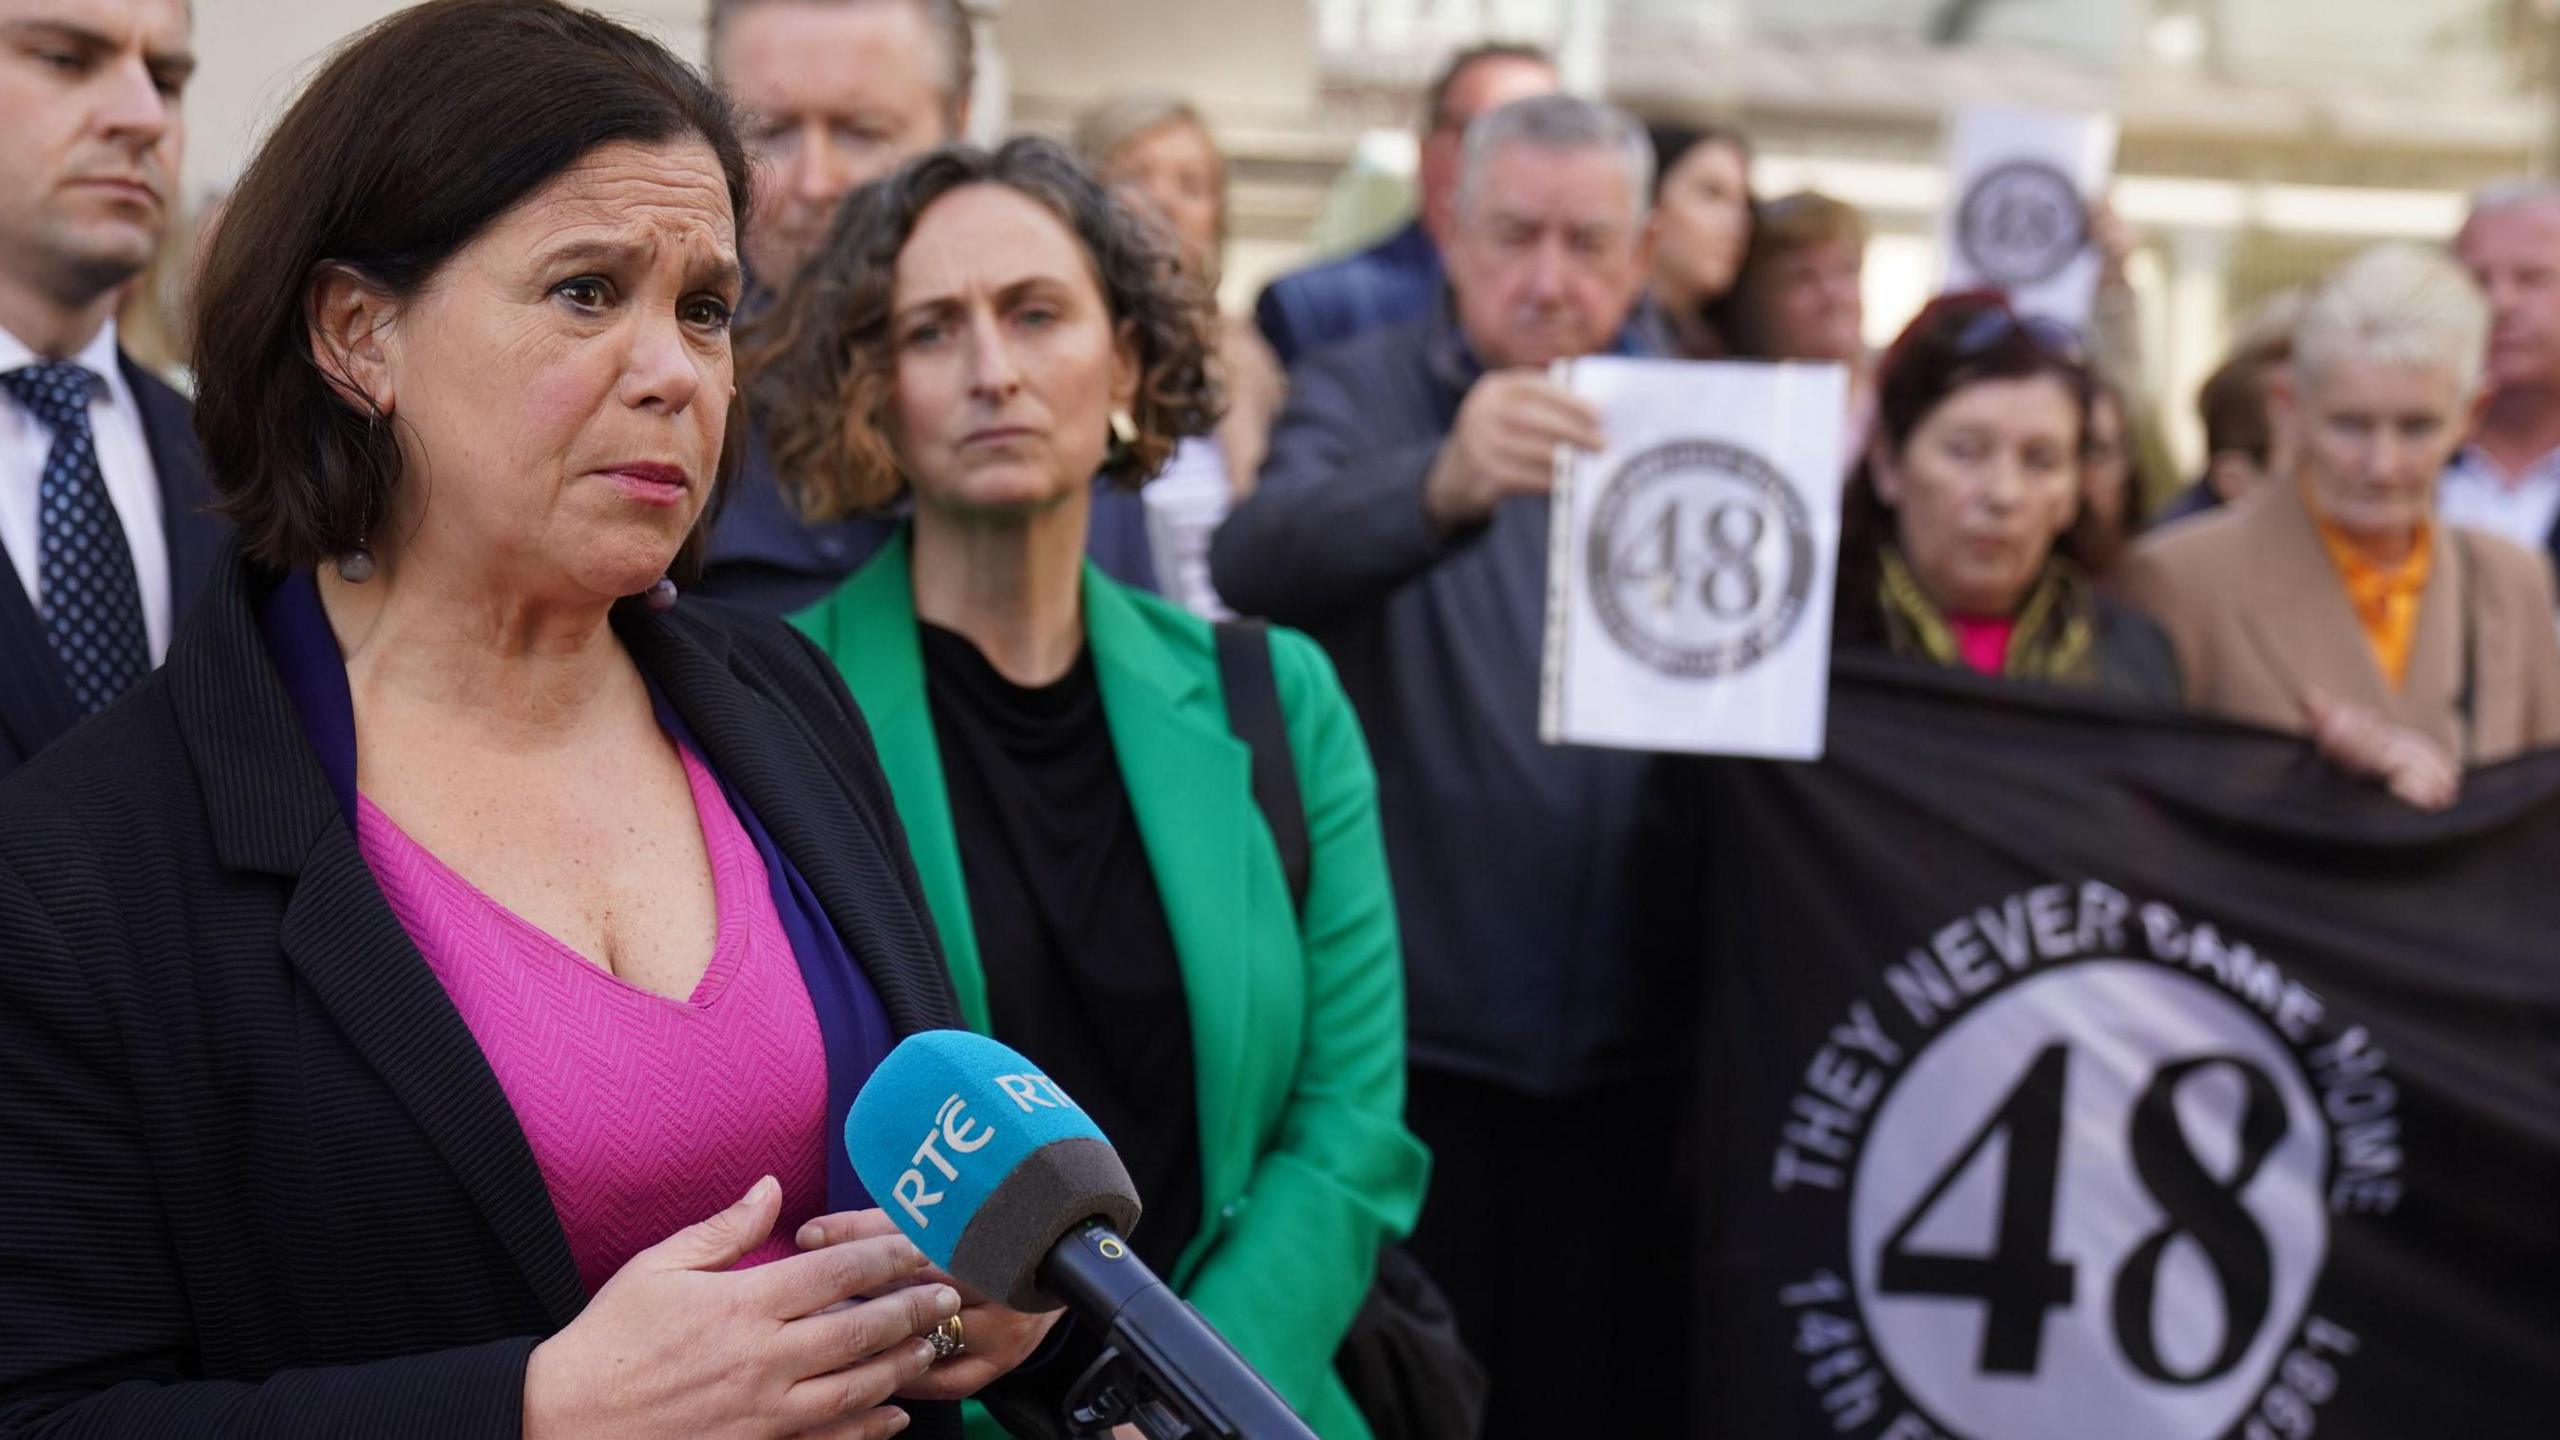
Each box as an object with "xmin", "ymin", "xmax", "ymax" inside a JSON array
[{"xmin": 1403, "ymin": 1067, "xmax": 1697, "ymax": 1439}]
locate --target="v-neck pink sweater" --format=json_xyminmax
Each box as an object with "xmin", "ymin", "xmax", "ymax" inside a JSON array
[{"xmin": 355, "ymin": 745, "xmax": 829, "ymax": 1295}]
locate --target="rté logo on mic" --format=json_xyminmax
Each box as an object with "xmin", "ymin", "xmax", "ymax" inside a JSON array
[{"xmin": 889, "ymin": 1070, "xmax": 1077, "ymax": 1228}]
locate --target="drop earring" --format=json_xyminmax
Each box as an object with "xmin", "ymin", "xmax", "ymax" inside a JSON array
[
  {"xmin": 339, "ymin": 407, "xmax": 386, "ymax": 583},
  {"xmin": 1106, "ymin": 409, "xmax": 1139, "ymax": 470},
  {"xmin": 644, "ymin": 575, "xmax": 678, "ymax": 612}
]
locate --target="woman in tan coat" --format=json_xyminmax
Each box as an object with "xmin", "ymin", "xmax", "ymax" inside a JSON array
[{"xmin": 2122, "ymin": 244, "xmax": 2560, "ymax": 803}]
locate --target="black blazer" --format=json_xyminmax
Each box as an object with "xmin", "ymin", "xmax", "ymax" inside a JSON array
[
  {"xmin": 0, "ymin": 352, "xmax": 224, "ymax": 780},
  {"xmin": 0, "ymin": 543, "xmax": 1031, "ymax": 1438}
]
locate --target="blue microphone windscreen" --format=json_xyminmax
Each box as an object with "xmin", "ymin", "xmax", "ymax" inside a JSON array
[{"xmin": 847, "ymin": 1030, "xmax": 1141, "ymax": 1307}]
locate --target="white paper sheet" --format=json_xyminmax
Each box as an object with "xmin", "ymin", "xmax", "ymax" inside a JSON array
[
  {"xmin": 1539, "ymin": 358, "xmax": 1846, "ymax": 760},
  {"xmin": 1938, "ymin": 104, "xmax": 2120, "ymax": 327}
]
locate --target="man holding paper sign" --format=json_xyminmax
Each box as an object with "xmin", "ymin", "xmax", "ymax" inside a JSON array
[{"xmin": 1212, "ymin": 94, "xmax": 1688, "ymax": 1439}]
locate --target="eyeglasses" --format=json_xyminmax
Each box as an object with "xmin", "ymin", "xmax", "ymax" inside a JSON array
[{"xmin": 1952, "ymin": 305, "xmax": 2089, "ymax": 367}]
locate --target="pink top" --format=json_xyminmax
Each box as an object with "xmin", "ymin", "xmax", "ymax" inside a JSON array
[
  {"xmin": 356, "ymin": 745, "xmax": 829, "ymax": 1295},
  {"xmin": 1949, "ymin": 614, "xmax": 2017, "ymax": 678}
]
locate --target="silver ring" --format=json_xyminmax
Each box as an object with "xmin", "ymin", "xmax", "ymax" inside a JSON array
[{"xmin": 925, "ymin": 1314, "xmax": 966, "ymax": 1361}]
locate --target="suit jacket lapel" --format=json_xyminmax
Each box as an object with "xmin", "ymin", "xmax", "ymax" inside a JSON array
[
  {"xmin": 0, "ymin": 556, "xmax": 77, "ymax": 760},
  {"xmin": 620, "ymin": 591, "xmax": 960, "ymax": 1040},
  {"xmin": 807, "ymin": 546, "xmax": 1269, "ymax": 1222},
  {"xmin": 175, "ymin": 545, "xmax": 586, "ymax": 1326},
  {"xmin": 120, "ymin": 353, "xmax": 220, "ymax": 614},
  {"xmin": 1085, "ymin": 573, "xmax": 1262, "ymax": 1219},
  {"xmin": 802, "ymin": 533, "xmax": 992, "ymax": 1033},
  {"xmin": 2389, "ymin": 522, "xmax": 2467, "ymax": 749},
  {"xmin": 2240, "ymin": 486, "xmax": 2392, "ymax": 716},
  {"xmin": 276, "ymin": 842, "xmax": 590, "ymax": 1325}
]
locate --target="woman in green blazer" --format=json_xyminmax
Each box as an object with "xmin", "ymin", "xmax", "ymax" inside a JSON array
[{"xmin": 750, "ymin": 140, "xmax": 1429, "ymax": 1440}]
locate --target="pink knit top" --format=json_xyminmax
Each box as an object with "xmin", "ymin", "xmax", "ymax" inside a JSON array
[{"xmin": 356, "ymin": 745, "xmax": 829, "ymax": 1295}]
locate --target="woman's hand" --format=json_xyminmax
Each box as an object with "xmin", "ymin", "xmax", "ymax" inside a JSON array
[
  {"xmin": 2306, "ymin": 688, "xmax": 2461, "ymax": 811},
  {"xmin": 523, "ymin": 1177, "xmax": 961, "ymax": 1440},
  {"xmin": 2090, "ymin": 194, "xmax": 2136, "ymax": 290},
  {"xmin": 794, "ymin": 1210, "xmax": 1065, "ymax": 1403}
]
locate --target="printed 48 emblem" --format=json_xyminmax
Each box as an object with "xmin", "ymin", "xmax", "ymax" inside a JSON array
[{"xmin": 1768, "ymin": 884, "xmax": 2400, "ymax": 1440}]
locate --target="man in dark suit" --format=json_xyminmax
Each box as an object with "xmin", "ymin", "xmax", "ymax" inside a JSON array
[
  {"xmin": 0, "ymin": 0, "xmax": 221, "ymax": 780},
  {"xmin": 700, "ymin": 0, "xmax": 1153, "ymax": 613},
  {"xmin": 1250, "ymin": 41, "xmax": 1555, "ymax": 371}
]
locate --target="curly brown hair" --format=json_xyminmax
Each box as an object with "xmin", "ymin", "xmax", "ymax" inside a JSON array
[{"xmin": 742, "ymin": 137, "xmax": 1222, "ymax": 522}]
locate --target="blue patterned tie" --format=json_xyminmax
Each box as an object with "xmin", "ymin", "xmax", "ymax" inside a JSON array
[{"xmin": 3, "ymin": 361, "xmax": 150, "ymax": 714}]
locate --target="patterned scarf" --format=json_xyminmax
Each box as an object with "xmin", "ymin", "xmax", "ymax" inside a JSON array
[
  {"xmin": 1876, "ymin": 545, "xmax": 2102, "ymax": 687},
  {"xmin": 2307, "ymin": 497, "xmax": 2431, "ymax": 691}
]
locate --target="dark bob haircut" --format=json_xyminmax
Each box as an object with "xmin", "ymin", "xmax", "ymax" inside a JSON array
[
  {"xmin": 191, "ymin": 0, "xmax": 751, "ymax": 578},
  {"xmin": 1833, "ymin": 290, "xmax": 2098, "ymax": 650},
  {"xmin": 744, "ymin": 137, "xmax": 1220, "ymax": 522}
]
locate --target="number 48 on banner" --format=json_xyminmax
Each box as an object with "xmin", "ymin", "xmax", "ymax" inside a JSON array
[
  {"xmin": 1876, "ymin": 1043, "xmax": 2289, "ymax": 1386},
  {"xmin": 1847, "ymin": 964, "xmax": 2330, "ymax": 1440}
]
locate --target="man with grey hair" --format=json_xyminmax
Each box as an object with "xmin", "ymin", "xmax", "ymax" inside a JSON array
[
  {"xmin": 699, "ymin": 0, "xmax": 1156, "ymax": 611},
  {"xmin": 2448, "ymin": 181, "xmax": 2560, "ymax": 579},
  {"xmin": 2125, "ymin": 243, "xmax": 2560, "ymax": 805},
  {"xmin": 1213, "ymin": 93, "xmax": 1682, "ymax": 1438}
]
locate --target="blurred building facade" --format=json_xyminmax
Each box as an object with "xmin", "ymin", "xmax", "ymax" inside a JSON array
[
  {"xmin": 1003, "ymin": 0, "xmax": 2558, "ymax": 467},
  {"xmin": 186, "ymin": 0, "xmax": 2560, "ymax": 463}
]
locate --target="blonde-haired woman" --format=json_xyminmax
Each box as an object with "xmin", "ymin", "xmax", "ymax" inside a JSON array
[{"xmin": 1077, "ymin": 93, "xmax": 1285, "ymax": 618}]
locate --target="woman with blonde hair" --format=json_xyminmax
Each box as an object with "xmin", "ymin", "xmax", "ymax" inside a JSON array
[{"xmin": 1076, "ymin": 93, "xmax": 1285, "ymax": 617}]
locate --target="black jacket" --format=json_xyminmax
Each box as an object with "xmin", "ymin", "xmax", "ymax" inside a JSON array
[
  {"xmin": 1207, "ymin": 306, "xmax": 1682, "ymax": 1096},
  {"xmin": 0, "ymin": 543, "xmax": 1027, "ymax": 1438},
  {"xmin": 0, "ymin": 353, "xmax": 224, "ymax": 780}
]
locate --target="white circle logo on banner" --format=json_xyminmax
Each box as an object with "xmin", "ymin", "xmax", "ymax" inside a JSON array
[
  {"xmin": 1585, "ymin": 438, "xmax": 1814, "ymax": 678},
  {"xmin": 1847, "ymin": 961, "xmax": 2330, "ymax": 1440}
]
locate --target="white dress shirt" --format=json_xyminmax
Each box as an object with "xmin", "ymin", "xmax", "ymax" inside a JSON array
[
  {"xmin": 2440, "ymin": 442, "xmax": 2560, "ymax": 562},
  {"xmin": 0, "ymin": 318, "xmax": 173, "ymax": 664}
]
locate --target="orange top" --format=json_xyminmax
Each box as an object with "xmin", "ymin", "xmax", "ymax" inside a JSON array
[{"xmin": 2310, "ymin": 499, "xmax": 2433, "ymax": 691}]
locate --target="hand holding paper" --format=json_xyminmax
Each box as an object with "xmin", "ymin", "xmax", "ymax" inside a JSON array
[{"xmin": 1424, "ymin": 369, "xmax": 1604, "ymax": 532}]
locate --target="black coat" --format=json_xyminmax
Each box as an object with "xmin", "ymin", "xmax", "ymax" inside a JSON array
[
  {"xmin": 1207, "ymin": 308, "xmax": 1680, "ymax": 1095},
  {"xmin": 0, "ymin": 543, "xmax": 1042, "ymax": 1438},
  {"xmin": 0, "ymin": 353, "xmax": 224, "ymax": 780}
]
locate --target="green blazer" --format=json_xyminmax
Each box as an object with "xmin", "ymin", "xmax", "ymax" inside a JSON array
[{"xmin": 793, "ymin": 531, "xmax": 1430, "ymax": 1440}]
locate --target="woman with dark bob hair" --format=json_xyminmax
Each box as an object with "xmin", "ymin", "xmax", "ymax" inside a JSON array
[
  {"xmin": 1832, "ymin": 291, "xmax": 2179, "ymax": 699},
  {"xmin": 0, "ymin": 3, "xmax": 1066, "ymax": 1436},
  {"xmin": 754, "ymin": 140, "xmax": 1429, "ymax": 1440}
]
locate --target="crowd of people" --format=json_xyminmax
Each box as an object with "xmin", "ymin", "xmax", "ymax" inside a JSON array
[{"xmin": 2, "ymin": 0, "xmax": 2558, "ymax": 1437}]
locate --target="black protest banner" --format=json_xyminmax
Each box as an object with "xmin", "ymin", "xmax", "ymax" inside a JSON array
[{"xmin": 1693, "ymin": 658, "xmax": 2560, "ymax": 1440}]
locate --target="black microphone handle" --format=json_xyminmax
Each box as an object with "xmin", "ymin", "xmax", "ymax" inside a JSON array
[{"xmin": 1038, "ymin": 1220, "xmax": 1319, "ymax": 1440}]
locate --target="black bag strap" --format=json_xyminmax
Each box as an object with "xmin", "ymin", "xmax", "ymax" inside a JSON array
[{"xmin": 1213, "ymin": 621, "xmax": 1310, "ymax": 914}]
